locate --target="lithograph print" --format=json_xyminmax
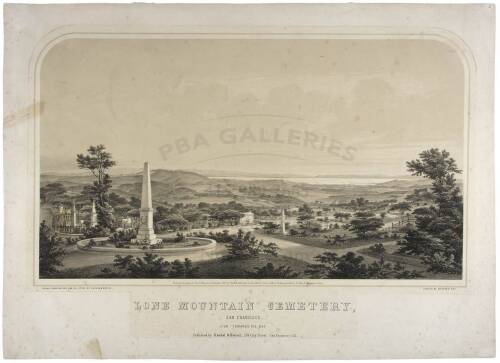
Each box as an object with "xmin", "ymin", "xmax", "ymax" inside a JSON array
[{"xmin": 38, "ymin": 37, "xmax": 466, "ymax": 281}]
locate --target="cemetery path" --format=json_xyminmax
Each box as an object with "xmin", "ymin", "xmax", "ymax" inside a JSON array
[
  {"xmin": 60, "ymin": 243, "xmax": 228, "ymax": 269},
  {"xmin": 60, "ymin": 226, "xmax": 398, "ymax": 269},
  {"xmin": 253, "ymin": 233, "xmax": 399, "ymax": 264}
]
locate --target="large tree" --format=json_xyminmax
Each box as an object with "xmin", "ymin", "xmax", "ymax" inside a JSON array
[
  {"xmin": 211, "ymin": 209, "xmax": 243, "ymax": 226},
  {"xmin": 305, "ymin": 251, "xmax": 421, "ymax": 279},
  {"xmin": 76, "ymin": 145, "xmax": 116, "ymax": 230},
  {"xmin": 225, "ymin": 230, "xmax": 278, "ymax": 260},
  {"xmin": 156, "ymin": 214, "xmax": 188, "ymax": 231},
  {"xmin": 348, "ymin": 211, "xmax": 384, "ymax": 239},
  {"xmin": 398, "ymin": 149, "xmax": 463, "ymax": 274},
  {"xmin": 297, "ymin": 204, "xmax": 314, "ymax": 228},
  {"xmin": 39, "ymin": 221, "xmax": 65, "ymax": 276}
]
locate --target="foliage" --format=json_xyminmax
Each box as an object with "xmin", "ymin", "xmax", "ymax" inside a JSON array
[
  {"xmin": 225, "ymin": 230, "xmax": 278, "ymax": 260},
  {"xmin": 108, "ymin": 192, "xmax": 128, "ymax": 207},
  {"xmin": 129, "ymin": 196, "xmax": 141, "ymax": 209},
  {"xmin": 350, "ymin": 197, "xmax": 369, "ymax": 207},
  {"xmin": 39, "ymin": 221, "xmax": 65, "ymax": 276},
  {"xmin": 308, "ymin": 221, "xmax": 323, "ymax": 233},
  {"xmin": 367, "ymin": 257, "xmax": 422, "ymax": 279},
  {"xmin": 334, "ymin": 212, "xmax": 351, "ymax": 221},
  {"xmin": 113, "ymin": 253, "xmax": 169, "ymax": 277},
  {"xmin": 174, "ymin": 232, "xmax": 185, "ymax": 242},
  {"xmin": 305, "ymin": 251, "xmax": 421, "ymax": 279},
  {"xmin": 348, "ymin": 211, "xmax": 384, "ymax": 239},
  {"xmin": 369, "ymin": 243, "xmax": 386, "ymax": 255},
  {"xmin": 113, "ymin": 254, "xmax": 197, "ymax": 278},
  {"xmin": 76, "ymin": 145, "xmax": 116, "ymax": 229},
  {"xmin": 246, "ymin": 263, "xmax": 299, "ymax": 278},
  {"xmin": 366, "ymin": 256, "xmax": 394, "ymax": 278},
  {"xmin": 305, "ymin": 251, "xmax": 368, "ymax": 278},
  {"xmin": 325, "ymin": 234, "xmax": 347, "ymax": 245},
  {"xmin": 297, "ymin": 204, "xmax": 314, "ymax": 227},
  {"xmin": 83, "ymin": 225, "xmax": 111, "ymax": 239},
  {"xmin": 210, "ymin": 209, "xmax": 243, "ymax": 225},
  {"xmin": 156, "ymin": 214, "xmax": 188, "ymax": 231},
  {"xmin": 40, "ymin": 183, "xmax": 66, "ymax": 204},
  {"xmin": 193, "ymin": 229, "xmax": 233, "ymax": 243},
  {"xmin": 262, "ymin": 221, "xmax": 280, "ymax": 233},
  {"xmin": 169, "ymin": 258, "xmax": 199, "ymax": 278},
  {"xmin": 405, "ymin": 188, "xmax": 434, "ymax": 204},
  {"xmin": 182, "ymin": 209, "xmax": 203, "ymax": 223},
  {"xmin": 389, "ymin": 201, "xmax": 412, "ymax": 215},
  {"xmin": 398, "ymin": 149, "xmax": 463, "ymax": 274},
  {"xmin": 109, "ymin": 229, "xmax": 137, "ymax": 244},
  {"xmin": 65, "ymin": 237, "xmax": 78, "ymax": 246},
  {"xmin": 421, "ymin": 252, "xmax": 459, "ymax": 274}
]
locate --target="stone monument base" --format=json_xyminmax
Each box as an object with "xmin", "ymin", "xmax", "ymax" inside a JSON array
[{"xmin": 131, "ymin": 236, "xmax": 163, "ymax": 245}]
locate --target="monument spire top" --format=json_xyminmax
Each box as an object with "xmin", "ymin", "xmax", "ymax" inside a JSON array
[{"xmin": 141, "ymin": 162, "xmax": 153, "ymax": 210}]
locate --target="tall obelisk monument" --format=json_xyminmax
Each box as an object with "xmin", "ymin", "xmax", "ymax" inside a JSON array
[
  {"xmin": 90, "ymin": 200, "xmax": 97, "ymax": 227},
  {"xmin": 133, "ymin": 162, "xmax": 161, "ymax": 245},
  {"xmin": 281, "ymin": 208, "xmax": 287, "ymax": 235}
]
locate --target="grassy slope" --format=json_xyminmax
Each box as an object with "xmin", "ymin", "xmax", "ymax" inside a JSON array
[
  {"xmin": 264, "ymin": 231, "xmax": 393, "ymax": 251},
  {"xmin": 50, "ymin": 254, "xmax": 310, "ymax": 279},
  {"xmin": 358, "ymin": 245, "xmax": 462, "ymax": 280},
  {"xmin": 194, "ymin": 255, "xmax": 310, "ymax": 278}
]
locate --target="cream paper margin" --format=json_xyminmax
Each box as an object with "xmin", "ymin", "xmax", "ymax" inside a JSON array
[{"xmin": 3, "ymin": 4, "xmax": 495, "ymax": 359}]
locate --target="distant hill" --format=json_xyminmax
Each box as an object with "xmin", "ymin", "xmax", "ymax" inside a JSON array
[{"xmin": 41, "ymin": 169, "xmax": 431, "ymax": 208}]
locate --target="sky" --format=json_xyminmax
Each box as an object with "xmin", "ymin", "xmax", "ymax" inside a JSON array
[{"xmin": 40, "ymin": 38, "xmax": 465, "ymax": 176}]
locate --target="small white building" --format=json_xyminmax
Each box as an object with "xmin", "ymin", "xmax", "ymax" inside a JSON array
[{"xmin": 239, "ymin": 211, "xmax": 255, "ymax": 225}]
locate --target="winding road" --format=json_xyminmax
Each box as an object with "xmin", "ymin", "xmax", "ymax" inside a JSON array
[
  {"xmin": 253, "ymin": 232, "xmax": 399, "ymax": 264},
  {"xmin": 60, "ymin": 225, "xmax": 397, "ymax": 269}
]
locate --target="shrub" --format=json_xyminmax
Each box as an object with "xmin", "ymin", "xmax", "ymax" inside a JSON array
[
  {"xmin": 225, "ymin": 230, "xmax": 278, "ymax": 260},
  {"xmin": 113, "ymin": 254, "xmax": 197, "ymax": 278},
  {"xmin": 109, "ymin": 229, "xmax": 137, "ymax": 244},
  {"xmin": 246, "ymin": 263, "xmax": 299, "ymax": 278},
  {"xmin": 369, "ymin": 243, "xmax": 386, "ymax": 255},
  {"xmin": 169, "ymin": 258, "xmax": 199, "ymax": 278},
  {"xmin": 83, "ymin": 226, "xmax": 110, "ymax": 239},
  {"xmin": 174, "ymin": 232, "xmax": 185, "ymax": 242}
]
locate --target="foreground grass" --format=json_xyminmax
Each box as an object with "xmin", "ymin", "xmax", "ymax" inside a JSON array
[
  {"xmin": 195, "ymin": 255, "xmax": 309, "ymax": 278},
  {"xmin": 48, "ymin": 254, "xmax": 310, "ymax": 279},
  {"xmin": 263, "ymin": 231, "xmax": 394, "ymax": 250},
  {"xmin": 358, "ymin": 245, "xmax": 462, "ymax": 280}
]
